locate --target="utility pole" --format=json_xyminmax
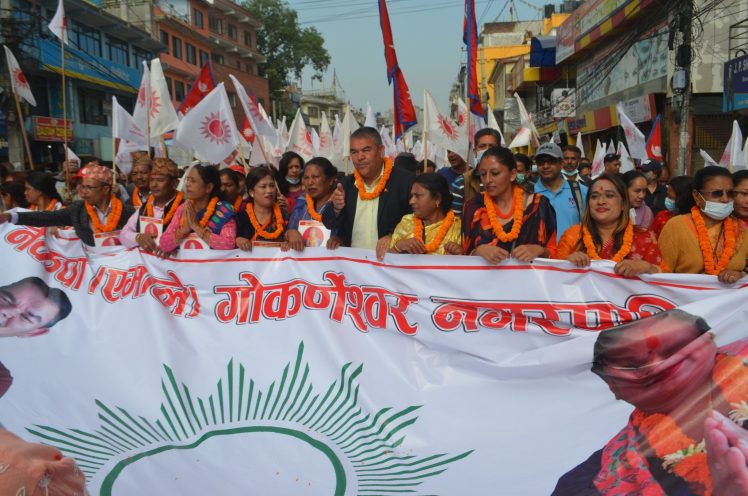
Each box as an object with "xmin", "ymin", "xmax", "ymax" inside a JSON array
[{"xmin": 674, "ymin": 0, "xmax": 693, "ymax": 175}]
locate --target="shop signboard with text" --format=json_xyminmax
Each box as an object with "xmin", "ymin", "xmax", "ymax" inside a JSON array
[
  {"xmin": 724, "ymin": 54, "xmax": 748, "ymax": 112},
  {"xmin": 32, "ymin": 117, "xmax": 74, "ymax": 142}
]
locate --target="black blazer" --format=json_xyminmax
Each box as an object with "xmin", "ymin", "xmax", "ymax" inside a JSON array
[
  {"xmin": 16, "ymin": 200, "xmax": 135, "ymax": 246},
  {"xmin": 323, "ymin": 165, "xmax": 414, "ymax": 247}
]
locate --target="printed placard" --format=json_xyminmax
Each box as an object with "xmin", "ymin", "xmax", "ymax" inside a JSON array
[
  {"xmin": 94, "ymin": 231, "xmax": 122, "ymax": 247},
  {"xmin": 139, "ymin": 216, "xmax": 164, "ymax": 244},
  {"xmin": 298, "ymin": 220, "xmax": 330, "ymax": 247},
  {"xmin": 180, "ymin": 233, "xmax": 209, "ymax": 250}
]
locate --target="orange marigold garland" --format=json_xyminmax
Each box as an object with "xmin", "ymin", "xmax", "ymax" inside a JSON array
[
  {"xmin": 582, "ymin": 221, "xmax": 635, "ymax": 262},
  {"xmin": 354, "ymin": 158, "xmax": 393, "ymax": 201},
  {"xmin": 414, "ymin": 210, "xmax": 455, "ymax": 253},
  {"xmin": 145, "ymin": 192, "xmax": 183, "ymax": 226},
  {"xmin": 232, "ymin": 196, "xmax": 243, "ymax": 213},
  {"xmin": 306, "ymin": 194, "xmax": 323, "ymax": 222},
  {"xmin": 132, "ymin": 187, "xmax": 143, "ymax": 208},
  {"xmin": 691, "ymin": 206, "xmax": 736, "ymax": 275},
  {"xmin": 483, "ymin": 187, "xmax": 524, "ymax": 243},
  {"xmin": 85, "ymin": 196, "xmax": 123, "ymax": 233},
  {"xmin": 30, "ymin": 199, "xmax": 58, "ymax": 212},
  {"xmin": 246, "ymin": 202, "xmax": 284, "ymax": 240},
  {"xmin": 180, "ymin": 197, "xmax": 219, "ymax": 229}
]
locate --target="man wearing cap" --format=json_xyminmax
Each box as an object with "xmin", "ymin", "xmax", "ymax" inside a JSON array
[
  {"xmin": 120, "ymin": 158, "xmax": 184, "ymax": 255},
  {"xmin": 534, "ymin": 142, "xmax": 587, "ymax": 242},
  {"xmin": 0, "ymin": 165, "xmax": 134, "ymax": 246},
  {"xmin": 642, "ymin": 158, "xmax": 667, "ymax": 215},
  {"xmin": 603, "ymin": 153, "xmax": 621, "ymax": 175},
  {"xmin": 55, "ymin": 160, "xmax": 81, "ymax": 204}
]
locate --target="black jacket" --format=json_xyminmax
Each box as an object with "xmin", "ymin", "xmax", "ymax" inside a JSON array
[
  {"xmin": 16, "ymin": 200, "xmax": 135, "ymax": 246},
  {"xmin": 323, "ymin": 165, "xmax": 414, "ymax": 247}
]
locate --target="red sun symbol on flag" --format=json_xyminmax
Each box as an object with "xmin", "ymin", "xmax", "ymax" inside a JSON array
[
  {"xmin": 198, "ymin": 82, "xmax": 208, "ymax": 93},
  {"xmin": 200, "ymin": 112, "xmax": 232, "ymax": 144},
  {"xmin": 12, "ymin": 68, "xmax": 28, "ymax": 88},
  {"xmin": 243, "ymin": 127, "xmax": 254, "ymax": 139},
  {"xmin": 137, "ymin": 86, "xmax": 147, "ymax": 106},
  {"xmin": 149, "ymin": 90, "xmax": 160, "ymax": 119},
  {"xmin": 303, "ymin": 131, "xmax": 313, "ymax": 146},
  {"xmin": 438, "ymin": 115, "xmax": 458, "ymax": 140},
  {"xmin": 457, "ymin": 112, "xmax": 466, "ymax": 127}
]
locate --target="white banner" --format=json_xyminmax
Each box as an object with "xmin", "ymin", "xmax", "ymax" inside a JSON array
[{"xmin": 1, "ymin": 225, "xmax": 747, "ymax": 495}]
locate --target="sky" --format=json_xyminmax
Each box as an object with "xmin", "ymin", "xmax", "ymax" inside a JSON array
[{"xmin": 289, "ymin": 0, "xmax": 539, "ymax": 116}]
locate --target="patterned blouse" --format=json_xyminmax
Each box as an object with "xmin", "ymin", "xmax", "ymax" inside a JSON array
[
  {"xmin": 390, "ymin": 213, "xmax": 462, "ymax": 255},
  {"xmin": 462, "ymin": 193, "xmax": 557, "ymax": 256},
  {"xmin": 556, "ymin": 224, "xmax": 663, "ymax": 265},
  {"xmin": 159, "ymin": 200, "xmax": 236, "ymax": 251}
]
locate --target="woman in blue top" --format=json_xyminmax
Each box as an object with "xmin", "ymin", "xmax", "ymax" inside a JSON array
[{"xmin": 288, "ymin": 157, "xmax": 338, "ymax": 246}]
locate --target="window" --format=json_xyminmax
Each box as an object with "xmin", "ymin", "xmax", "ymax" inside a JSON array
[
  {"xmin": 185, "ymin": 43, "xmax": 196, "ymax": 65},
  {"xmin": 193, "ymin": 9, "xmax": 204, "ymax": 29},
  {"xmin": 244, "ymin": 31, "xmax": 252, "ymax": 47},
  {"xmin": 160, "ymin": 30, "xmax": 169, "ymax": 52},
  {"xmin": 208, "ymin": 15, "xmax": 223, "ymax": 34},
  {"xmin": 133, "ymin": 47, "xmax": 151, "ymax": 69},
  {"xmin": 199, "ymin": 50, "xmax": 209, "ymax": 66},
  {"xmin": 78, "ymin": 88, "xmax": 107, "ymax": 126},
  {"xmin": 106, "ymin": 35, "xmax": 129, "ymax": 66},
  {"xmin": 228, "ymin": 24, "xmax": 237, "ymax": 40},
  {"xmin": 307, "ymin": 106, "xmax": 319, "ymax": 118},
  {"xmin": 172, "ymin": 36, "xmax": 182, "ymax": 59},
  {"xmin": 174, "ymin": 81, "xmax": 185, "ymax": 102},
  {"xmin": 228, "ymin": 92, "xmax": 237, "ymax": 108},
  {"xmin": 72, "ymin": 22, "xmax": 101, "ymax": 57},
  {"xmin": 165, "ymin": 77, "xmax": 173, "ymax": 94},
  {"xmin": 211, "ymin": 53, "xmax": 224, "ymax": 65}
]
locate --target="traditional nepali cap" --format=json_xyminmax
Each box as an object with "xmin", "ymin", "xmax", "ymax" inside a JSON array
[
  {"xmin": 534, "ymin": 142, "xmax": 563, "ymax": 160},
  {"xmin": 151, "ymin": 158, "xmax": 179, "ymax": 178},
  {"xmin": 79, "ymin": 164, "xmax": 113, "ymax": 184}
]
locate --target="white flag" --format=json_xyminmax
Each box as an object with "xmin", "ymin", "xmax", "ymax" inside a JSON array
[
  {"xmin": 508, "ymin": 127, "xmax": 532, "ymax": 149},
  {"xmin": 618, "ymin": 142, "xmax": 634, "ymax": 173},
  {"xmin": 340, "ymin": 106, "xmax": 360, "ymax": 159},
  {"xmin": 423, "ymin": 90, "xmax": 469, "ymax": 162},
  {"xmin": 287, "ymin": 109, "xmax": 314, "ymax": 162},
  {"xmin": 487, "ymin": 110, "xmax": 506, "ymax": 146},
  {"xmin": 380, "ymin": 126, "xmax": 397, "ymax": 160},
  {"xmin": 719, "ymin": 120, "xmax": 746, "ymax": 171},
  {"xmin": 311, "ymin": 127, "xmax": 321, "ymax": 156},
  {"xmin": 364, "ymin": 102, "xmax": 377, "ymax": 128},
  {"xmin": 591, "ymin": 139, "xmax": 605, "ymax": 178},
  {"xmin": 3, "ymin": 46, "xmax": 36, "ymax": 106},
  {"xmin": 115, "ymin": 140, "xmax": 148, "ymax": 175},
  {"xmin": 513, "ymin": 92, "xmax": 540, "ymax": 147},
  {"xmin": 229, "ymin": 75, "xmax": 276, "ymax": 141},
  {"xmin": 700, "ymin": 149, "xmax": 719, "ymax": 167},
  {"xmin": 333, "ymin": 114, "xmax": 341, "ymax": 146},
  {"xmin": 616, "ymin": 103, "xmax": 647, "ymax": 161},
  {"xmin": 149, "ymin": 59, "xmax": 180, "ymax": 137},
  {"xmin": 606, "ymin": 140, "xmax": 616, "ymax": 155},
  {"xmin": 65, "ymin": 146, "xmax": 80, "ymax": 165},
  {"xmin": 132, "ymin": 62, "xmax": 150, "ymax": 135},
  {"xmin": 48, "ymin": 0, "xmax": 68, "ymax": 45},
  {"xmin": 112, "ymin": 97, "xmax": 146, "ymax": 146},
  {"xmin": 412, "ymin": 140, "xmax": 423, "ymax": 161},
  {"xmin": 575, "ymin": 132, "xmax": 585, "ymax": 158},
  {"xmin": 318, "ymin": 112, "xmax": 335, "ymax": 161},
  {"xmin": 174, "ymin": 83, "xmax": 239, "ymax": 164}
]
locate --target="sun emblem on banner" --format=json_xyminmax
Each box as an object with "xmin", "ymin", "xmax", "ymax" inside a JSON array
[
  {"xmin": 149, "ymin": 89, "xmax": 161, "ymax": 119},
  {"xmin": 457, "ymin": 111, "xmax": 466, "ymax": 127},
  {"xmin": 438, "ymin": 115, "xmax": 458, "ymax": 140},
  {"xmin": 198, "ymin": 81, "xmax": 208, "ymax": 93},
  {"xmin": 137, "ymin": 86, "xmax": 147, "ymax": 107},
  {"xmin": 201, "ymin": 112, "xmax": 232, "ymax": 144},
  {"xmin": 27, "ymin": 342, "xmax": 472, "ymax": 494},
  {"xmin": 12, "ymin": 67, "xmax": 29, "ymax": 89}
]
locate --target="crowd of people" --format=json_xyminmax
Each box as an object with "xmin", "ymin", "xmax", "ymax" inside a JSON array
[{"xmin": 1, "ymin": 125, "xmax": 747, "ymax": 284}]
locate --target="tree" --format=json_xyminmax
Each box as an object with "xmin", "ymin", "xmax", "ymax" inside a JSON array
[{"xmin": 244, "ymin": 0, "xmax": 330, "ymax": 100}]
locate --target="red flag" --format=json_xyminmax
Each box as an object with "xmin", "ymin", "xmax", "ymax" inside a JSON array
[
  {"xmin": 646, "ymin": 114, "xmax": 664, "ymax": 161},
  {"xmin": 178, "ymin": 62, "xmax": 216, "ymax": 115},
  {"xmin": 463, "ymin": 0, "xmax": 485, "ymax": 117},
  {"xmin": 241, "ymin": 116, "xmax": 256, "ymax": 144},
  {"xmin": 378, "ymin": 0, "xmax": 417, "ymax": 139}
]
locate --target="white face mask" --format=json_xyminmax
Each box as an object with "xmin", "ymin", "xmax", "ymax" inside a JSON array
[
  {"xmin": 699, "ymin": 193, "xmax": 734, "ymax": 220},
  {"xmin": 285, "ymin": 176, "xmax": 300, "ymax": 185},
  {"xmin": 475, "ymin": 149, "xmax": 486, "ymax": 165}
]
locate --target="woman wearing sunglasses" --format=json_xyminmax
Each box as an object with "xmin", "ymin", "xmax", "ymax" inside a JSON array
[{"xmin": 658, "ymin": 166, "xmax": 748, "ymax": 283}]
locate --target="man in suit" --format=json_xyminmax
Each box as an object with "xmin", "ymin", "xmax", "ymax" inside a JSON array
[
  {"xmin": 0, "ymin": 165, "xmax": 134, "ymax": 246},
  {"xmin": 324, "ymin": 127, "xmax": 413, "ymax": 260}
]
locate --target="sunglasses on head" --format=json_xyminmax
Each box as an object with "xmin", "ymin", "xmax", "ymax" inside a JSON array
[{"xmin": 699, "ymin": 189, "xmax": 737, "ymax": 200}]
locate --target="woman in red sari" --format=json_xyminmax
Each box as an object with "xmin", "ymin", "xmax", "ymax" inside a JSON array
[
  {"xmin": 651, "ymin": 175, "xmax": 693, "ymax": 237},
  {"xmin": 556, "ymin": 173, "xmax": 662, "ymax": 277}
]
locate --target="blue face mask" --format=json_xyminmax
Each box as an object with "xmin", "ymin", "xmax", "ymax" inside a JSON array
[
  {"xmin": 516, "ymin": 173, "xmax": 526, "ymax": 184},
  {"xmin": 531, "ymin": 164, "xmax": 538, "ymax": 174},
  {"xmin": 561, "ymin": 168, "xmax": 578, "ymax": 177},
  {"xmin": 700, "ymin": 195, "xmax": 734, "ymax": 221},
  {"xmin": 475, "ymin": 149, "xmax": 486, "ymax": 164},
  {"xmin": 664, "ymin": 197, "xmax": 677, "ymax": 213}
]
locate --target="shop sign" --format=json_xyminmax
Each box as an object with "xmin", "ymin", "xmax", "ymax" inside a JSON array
[
  {"xmin": 724, "ymin": 54, "xmax": 748, "ymax": 112},
  {"xmin": 32, "ymin": 117, "xmax": 74, "ymax": 142}
]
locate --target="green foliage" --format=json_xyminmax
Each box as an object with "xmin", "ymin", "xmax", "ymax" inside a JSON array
[{"xmin": 244, "ymin": 0, "xmax": 331, "ymax": 98}]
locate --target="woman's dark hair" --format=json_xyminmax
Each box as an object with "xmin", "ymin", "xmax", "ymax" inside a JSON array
[
  {"xmin": 278, "ymin": 151, "xmax": 304, "ymax": 196},
  {"xmin": 479, "ymin": 146, "xmax": 516, "ymax": 171},
  {"xmin": 669, "ymin": 175, "xmax": 694, "ymax": 214},
  {"xmin": 192, "ymin": 164, "xmax": 223, "ymax": 200},
  {"xmin": 0, "ymin": 182, "xmax": 29, "ymax": 208},
  {"xmin": 245, "ymin": 165, "xmax": 277, "ymax": 203},
  {"xmin": 683, "ymin": 165, "xmax": 734, "ymax": 210},
  {"xmin": 26, "ymin": 171, "xmax": 62, "ymax": 201},
  {"xmin": 304, "ymin": 157, "xmax": 337, "ymax": 179},
  {"xmin": 413, "ymin": 173, "xmax": 453, "ymax": 215},
  {"xmin": 514, "ymin": 153, "xmax": 531, "ymax": 171},
  {"xmin": 578, "ymin": 173, "xmax": 630, "ymax": 253},
  {"xmin": 219, "ymin": 168, "xmax": 242, "ymax": 188},
  {"xmin": 621, "ymin": 170, "xmax": 646, "ymax": 188},
  {"xmin": 733, "ymin": 170, "xmax": 748, "ymax": 188}
]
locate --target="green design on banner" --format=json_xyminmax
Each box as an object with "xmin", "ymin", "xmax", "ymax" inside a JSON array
[{"xmin": 27, "ymin": 342, "xmax": 473, "ymax": 495}]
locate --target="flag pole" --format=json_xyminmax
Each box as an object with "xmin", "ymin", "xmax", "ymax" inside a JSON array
[
  {"xmin": 422, "ymin": 90, "xmax": 428, "ymax": 172},
  {"xmin": 12, "ymin": 91, "xmax": 34, "ymax": 170},
  {"xmin": 60, "ymin": 37, "xmax": 70, "ymax": 193}
]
